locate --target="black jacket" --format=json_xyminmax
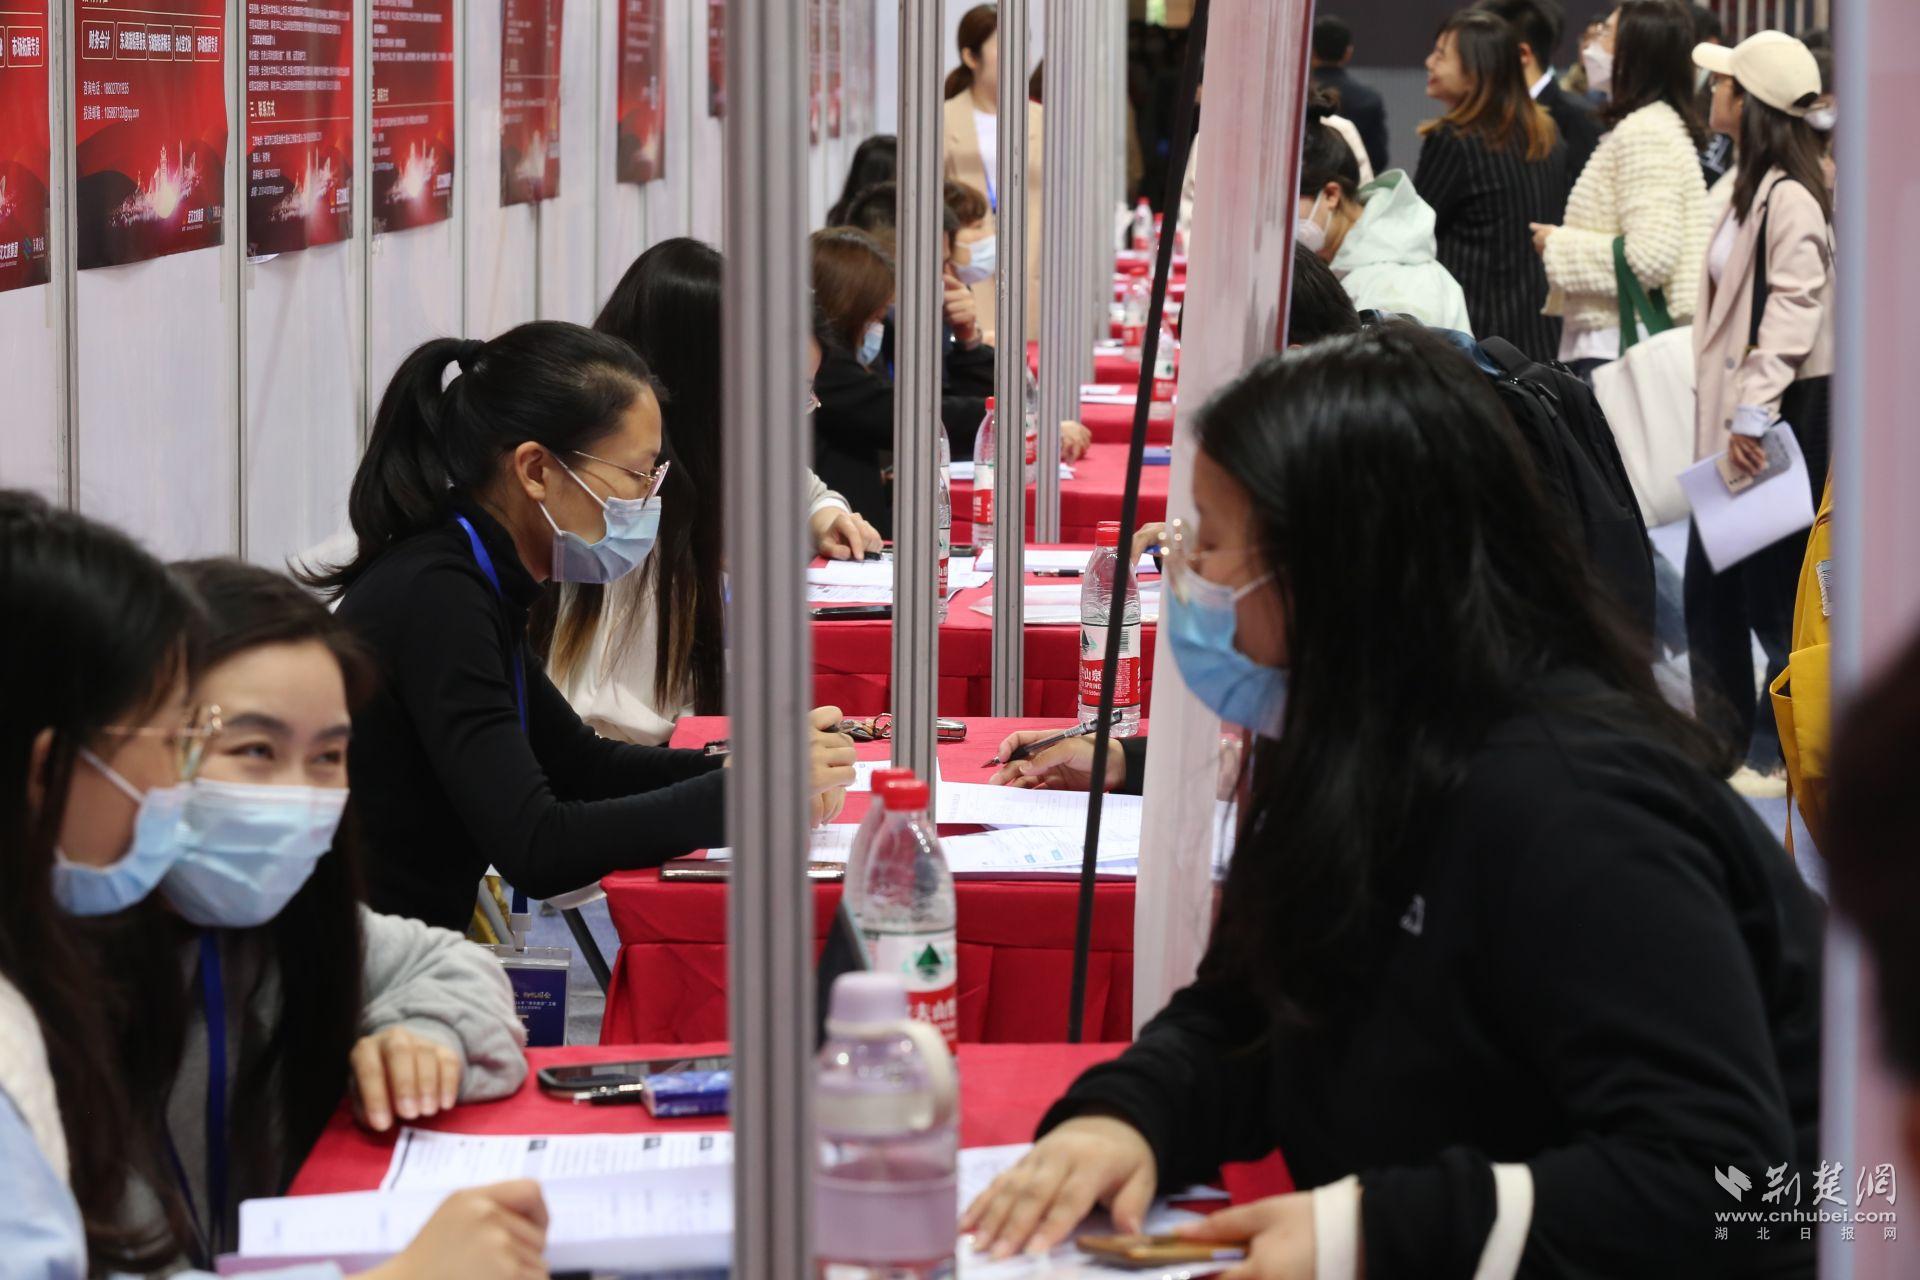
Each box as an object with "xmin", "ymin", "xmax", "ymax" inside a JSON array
[
  {"xmin": 1537, "ymin": 78, "xmax": 1601, "ymax": 196},
  {"xmin": 1046, "ymin": 686, "xmax": 1822, "ymax": 1278},
  {"xmin": 812, "ymin": 327, "xmax": 998, "ymax": 540},
  {"xmin": 1311, "ymin": 66, "xmax": 1390, "ymax": 172},
  {"xmin": 1414, "ymin": 123, "xmax": 1568, "ymax": 363},
  {"xmin": 336, "ymin": 499, "xmax": 726, "ymax": 930}
]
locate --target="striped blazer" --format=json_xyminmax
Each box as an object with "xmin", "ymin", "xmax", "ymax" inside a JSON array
[{"xmin": 1414, "ymin": 122, "xmax": 1568, "ymax": 362}]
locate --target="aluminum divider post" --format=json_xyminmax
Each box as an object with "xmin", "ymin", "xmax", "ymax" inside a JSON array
[
  {"xmin": 989, "ymin": 0, "xmax": 1031, "ymax": 716},
  {"xmin": 1034, "ymin": 0, "xmax": 1077, "ymax": 544},
  {"xmin": 1067, "ymin": 0, "xmax": 1211, "ymax": 1045},
  {"xmin": 890, "ymin": 0, "xmax": 941, "ymax": 789},
  {"xmin": 723, "ymin": 0, "xmax": 816, "ymax": 1274}
]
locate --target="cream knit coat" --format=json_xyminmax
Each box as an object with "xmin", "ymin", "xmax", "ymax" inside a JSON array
[{"xmin": 1542, "ymin": 101, "xmax": 1711, "ymax": 340}]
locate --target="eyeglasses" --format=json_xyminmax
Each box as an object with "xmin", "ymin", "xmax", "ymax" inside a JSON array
[
  {"xmin": 1163, "ymin": 518, "xmax": 1264, "ymax": 604},
  {"xmin": 99, "ymin": 704, "xmax": 224, "ymax": 781},
  {"xmin": 570, "ymin": 451, "xmax": 670, "ymax": 500}
]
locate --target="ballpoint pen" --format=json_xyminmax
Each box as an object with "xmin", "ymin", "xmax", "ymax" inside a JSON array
[{"xmin": 983, "ymin": 717, "xmax": 1111, "ymax": 768}]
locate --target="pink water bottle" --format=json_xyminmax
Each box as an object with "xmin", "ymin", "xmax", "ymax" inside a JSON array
[{"xmin": 814, "ymin": 972, "xmax": 960, "ymax": 1279}]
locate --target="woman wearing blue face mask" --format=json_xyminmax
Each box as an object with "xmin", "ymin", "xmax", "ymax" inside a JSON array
[
  {"xmin": 964, "ymin": 326, "xmax": 1822, "ymax": 1277},
  {"xmin": 0, "ymin": 494, "xmax": 547, "ymax": 1280},
  {"xmin": 307, "ymin": 321, "xmax": 857, "ymax": 930}
]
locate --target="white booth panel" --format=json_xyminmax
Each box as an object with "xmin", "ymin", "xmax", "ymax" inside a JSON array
[
  {"xmin": 686, "ymin": 0, "xmax": 724, "ymax": 247},
  {"xmin": 369, "ymin": 219, "xmax": 464, "ymax": 405},
  {"xmin": 74, "ymin": 248, "xmax": 239, "ymax": 559},
  {"xmin": 643, "ymin": 0, "xmax": 693, "ymax": 249},
  {"xmin": 464, "ymin": 0, "xmax": 539, "ymax": 337},
  {"xmin": 243, "ymin": 244, "xmax": 362, "ymax": 567},
  {"xmin": 595, "ymin": 0, "xmax": 646, "ymax": 305},
  {"xmin": 0, "ymin": 288, "xmax": 64, "ymax": 501},
  {"xmin": 538, "ymin": 0, "xmax": 601, "ymax": 324}
]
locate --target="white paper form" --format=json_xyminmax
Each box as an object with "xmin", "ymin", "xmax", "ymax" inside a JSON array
[
  {"xmin": 704, "ymin": 825, "xmax": 858, "ymax": 864},
  {"xmin": 948, "ymin": 462, "xmax": 1077, "ymax": 482},
  {"xmin": 240, "ymin": 1164, "xmax": 733, "ymax": 1274},
  {"xmin": 972, "ymin": 583, "xmax": 1160, "ymax": 625},
  {"xmin": 935, "ymin": 781, "xmax": 1144, "ymax": 831},
  {"xmin": 809, "ymin": 582, "xmax": 893, "ymax": 604},
  {"xmin": 938, "ymin": 827, "xmax": 1141, "ymax": 879},
  {"xmin": 974, "ymin": 547, "xmax": 1158, "ymax": 575},
  {"xmin": 808, "ymin": 557, "xmax": 897, "ymax": 589},
  {"xmin": 849, "ymin": 759, "xmax": 945, "ymax": 792},
  {"xmin": 379, "ymin": 1128, "xmax": 733, "ymax": 1192},
  {"xmin": 1680, "ymin": 424, "xmax": 1816, "ymax": 574}
]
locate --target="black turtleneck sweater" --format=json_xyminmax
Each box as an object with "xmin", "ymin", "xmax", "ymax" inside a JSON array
[{"xmin": 336, "ymin": 499, "xmax": 726, "ymax": 931}]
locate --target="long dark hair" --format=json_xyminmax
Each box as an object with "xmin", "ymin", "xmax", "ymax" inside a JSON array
[
  {"xmin": 1730, "ymin": 82, "xmax": 1833, "ymax": 224},
  {"xmin": 1421, "ymin": 10, "xmax": 1559, "ymax": 160},
  {"xmin": 1299, "ymin": 92, "xmax": 1363, "ymax": 200},
  {"xmin": 945, "ymin": 4, "xmax": 998, "ymax": 100},
  {"xmin": 811, "ymin": 228, "xmax": 895, "ymax": 353},
  {"xmin": 88, "ymin": 561, "xmax": 369, "ymax": 1262},
  {"xmin": 1605, "ymin": 0, "xmax": 1709, "ymax": 145},
  {"xmin": 553, "ymin": 239, "xmax": 727, "ymax": 718},
  {"xmin": 303, "ymin": 322, "xmax": 659, "ymax": 595},
  {"xmin": 828, "ymin": 133, "xmax": 897, "ymax": 226},
  {"xmin": 0, "ymin": 491, "xmax": 203, "ymax": 1270},
  {"xmin": 1193, "ymin": 326, "xmax": 1715, "ymax": 1021}
]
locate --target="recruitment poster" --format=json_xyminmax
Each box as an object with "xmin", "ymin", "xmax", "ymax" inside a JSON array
[
  {"xmin": 0, "ymin": 3, "xmax": 51, "ymax": 292},
  {"xmin": 245, "ymin": 3, "xmax": 353, "ymax": 256},
  {"xmin": 74, "ymin": 1, "xmax": 227, "ymax": 269},
  {"xmin": 825, "ymin": 0, "xmax": 841, "ymax": 139},
  {"xmin": 370, "ymin": 0, "xmax": 455, "ymax": 234},
  {"xmin": 615, "ymin": 0, "xmax": 663, "ymax": 184},
  {"xmin": 806, "ymin": 0, "xmax": 819, "ymax": 144},
  {"xmin": 706, "ymin": 0, "xmax": 723, "ymax": 118},
  {"xmin": 500, "ymin": 0, "xmax": 562, "ymax": 205}
]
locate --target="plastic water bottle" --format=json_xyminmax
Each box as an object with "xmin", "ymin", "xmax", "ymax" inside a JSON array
[
  {"xmin": 1022, "ymin": 366, "xmax": 1041, "ymax": 486},
  {"xmin": 814, "ymin": 972, "xmax": 960, "ymax": 1280},
  {"xmin": 847, "ymin": 779, "xmax": 958, "ymax": 1051},
  {"xmin": 1120, "ymin": 278, "xmax": 1150, "ymax": 361},
  {"xmin": 1079, "ymin": 521, "xmax": 1143, "ymax": 737},
  {"xmin": 844, "ymin": 768, "xmax": 914, "ymax": 902},
  {"xmin": 935, "ymin": 431, "xmax": 952, "ymax": 621},
  {"xmin": 970, "ymin": 397, "xmax": 997, "ymax": 550},
  {"xmin": 1131, "ymin": 197, "xmax": 1153, "ymax": 251},
  {"xmin": 1152, "ymin": 319, "xmax": 1179, "ymax": 403}
]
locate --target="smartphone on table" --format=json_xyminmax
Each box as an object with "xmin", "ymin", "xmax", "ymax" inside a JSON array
[{"xmin": 536, "ymin": 1055, "xmax": 730, "ymax": 1099}]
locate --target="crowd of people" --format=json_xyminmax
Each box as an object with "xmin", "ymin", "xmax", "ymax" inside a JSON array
[{"xmin": 0, "ymin": 4, "xmax": 1897, "ymax": 1279}]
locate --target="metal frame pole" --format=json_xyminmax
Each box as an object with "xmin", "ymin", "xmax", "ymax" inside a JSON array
[
  {"xmin": 723, "ymin": 0, "xmax": 815, "ymax": 1272},
  {"xmin": 1034, "ymin": 0, "xmax": 1074, "ymax": 542},
  {"xmin": 890, "ymin": 0, "xmax": 940, "ymax": 788},
  {"xmin": 988, "ymin": 0, "xmax": 1030, "ymax": 715},
  {"xmin": 53, "ymin": 0, "xmax": 79, "ymax": 507}
]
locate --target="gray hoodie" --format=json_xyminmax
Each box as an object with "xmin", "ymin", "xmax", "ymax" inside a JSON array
[{"xmin": 1328, "ymin": 169, "xmax": 1475, "ymax": 335}]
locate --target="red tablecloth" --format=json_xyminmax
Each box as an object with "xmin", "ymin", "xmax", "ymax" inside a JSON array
[
  {"xmin": 1078, "ymin": 397, "xmax": 1175, "ymax": 447},
  {"xmin": 601, "ymin": 718, "xmax": 1142, "ymax": 1045},
  {"xmin": 811, "ymin": 548, "xmax": 1161, "ymax": 717},
  {"xmin": 1023, "ymin": 341, "xmax": 1161, "ymax": 399},
  {"xmin": 948, "ymin": 444, "xmax": 1170, "ymax": 548},
  {"xmin": 288, "ymin": 1042, "xmax": 1125, "ymax": 1197}
]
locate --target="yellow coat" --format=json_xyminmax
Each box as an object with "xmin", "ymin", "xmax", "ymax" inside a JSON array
[{"xmin": 943, "ymin": 91, "xmax": 1045, "ymax": 343}]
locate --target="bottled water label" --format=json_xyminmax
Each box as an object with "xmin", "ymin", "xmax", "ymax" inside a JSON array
[
  {"xmin": 972, "ymin": 461, "xmax": 995, "ymax": 527},
  {"xmin": 866, "ymin": 928, "xmax": 958, "ymax": 1050},
  {"xmin": 1079, "ymin": 622, "xmax": 1142, "ymax": 708},
  {"xmin": 937, "ymin": 515, "xmax": 950, "ymax": 599}
]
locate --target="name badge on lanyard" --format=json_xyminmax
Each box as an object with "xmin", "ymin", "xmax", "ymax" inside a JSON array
[{"xmin": 165, "ymin": 931, "xmax": 229, "ymax": 1264}]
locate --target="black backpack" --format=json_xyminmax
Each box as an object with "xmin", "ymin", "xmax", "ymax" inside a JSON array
[{"xmin": 1477, "ymin": 337, "xmax": 1656, "ymax": 648}]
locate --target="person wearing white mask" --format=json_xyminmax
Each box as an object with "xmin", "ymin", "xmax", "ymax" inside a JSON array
[
  {"xmin": 0, "ymin": 494, "xmax": 549, "ymax": 1280},
  {"xmin": 311, "ymin": 322, "xmax": 858, "ymax": 930}
]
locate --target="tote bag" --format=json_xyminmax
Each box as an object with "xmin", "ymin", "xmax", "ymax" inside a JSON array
[{"xmin": 1591, "ymin": 236, "xmax": 1697, "ymax": 527}]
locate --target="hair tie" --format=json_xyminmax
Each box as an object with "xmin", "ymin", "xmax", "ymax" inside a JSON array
[{"xmin": 455, "ymin": 338, "xmax": 486, "ymax": 371}]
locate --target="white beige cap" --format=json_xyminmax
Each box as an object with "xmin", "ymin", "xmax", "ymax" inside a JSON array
[{"xmin": 1694, "ymin": 30, "xmax": 1822, "ymax": 117}]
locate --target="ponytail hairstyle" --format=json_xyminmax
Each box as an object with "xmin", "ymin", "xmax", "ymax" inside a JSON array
[
  {"xmin": 828, "ymin": 133, "xmax": 898, "ymax": 226},
  {"xmin": 945, "ymin": 4, "xmax": 998, "ymax": 100},
  {"xmin": 555, "ymin": 238, "xmax": 728, "ymax": 718},
  {"xmin": 1300, "ymin": 90, "xmax": 1364, "ymax": 201},
  {"xmin": 303, "ymin": 321, "xmax": 660, "ymax": 595},
  {"xmin": 0, "ymin": 491, "xmax": 203, "ymax": 1270},
  {"xmin": 93, "ymin": 559, "xmax": 371, "ymax": 1257},
  {"xmin": 1420, "ymin": 9, "xmax": 1559, "ymax": 161}
]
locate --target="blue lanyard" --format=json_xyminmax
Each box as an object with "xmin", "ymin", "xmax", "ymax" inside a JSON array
[
  {"xmin": 455, "ymin": 515, "xmax": 529, "ymax": 733},
  {"xmin": 983, "ymin": 165, "xmax": 997, "ymax": 215},
  {"xmin": 166, "ymin": 931, "xmax": 229, "ymax": 1263}
]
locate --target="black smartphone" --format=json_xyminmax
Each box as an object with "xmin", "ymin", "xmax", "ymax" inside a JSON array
[
  {"xmin": 811, "ymin": 605, "xmax": 892, "ymax": 619},
  {"xmin": 536, "ymin": 1055, "xmax": 730, "ymax": 1099}
]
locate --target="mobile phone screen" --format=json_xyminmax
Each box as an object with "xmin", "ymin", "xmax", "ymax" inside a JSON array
[{"xmin": 536, "ymin": 1056, "xmax": 729, "ymax": 1096}]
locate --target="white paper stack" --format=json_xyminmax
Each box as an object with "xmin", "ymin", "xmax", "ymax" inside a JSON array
[
  {"xmin": 971, "ymin": 582, "xmax": 1160, "ymax": 625},
  {"xmin": 974, "ymin": 546, "xmax": 1158, "ymax": 576}
]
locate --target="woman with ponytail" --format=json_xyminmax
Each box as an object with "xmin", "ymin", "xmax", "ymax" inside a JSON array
[
  {"xmin": 312, "ymin": 322, "xmax": 856, "ymax": 929},
  {"xmin": 941, "ymin": 3, "xmax": 1044, "ymax": 342}
]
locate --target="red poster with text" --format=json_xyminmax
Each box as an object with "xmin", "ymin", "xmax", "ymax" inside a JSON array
[
  {"xmin": 371, "ymin": 0, "xmax": 454, "ymax": 234},
  {"xmin": 245, "ymin": 3, "xmax": 352, "ymax": 256},
  {"xmin": 705, "ymin": 0, "xmax": 723, "ymax": 118},
  {"xmin": 500, "ymin": 0, "xmax": 561, "ymax": 206},
  {"xmin": 74, "ymin": 2, "xmax": 227, "ymax": 270},
  {"xmin": 825, "ymin": 0, "xmax": 840, "ymax": 138},
  {"xmin": 806, "ymin": 0, "xmax": 819, "ymax": 144},
  {"xmin": 615, "ymin": 0, "xmax": 662, "ymax": 184},
  {"xmin": 0, "ymin": 4, "xmax": 51, "ymax": 292}
]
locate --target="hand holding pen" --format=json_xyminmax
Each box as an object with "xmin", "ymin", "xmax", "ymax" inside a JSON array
[{"xmin": 985, "ymin": 717, "xmax": 1128, "ymax": 792}]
